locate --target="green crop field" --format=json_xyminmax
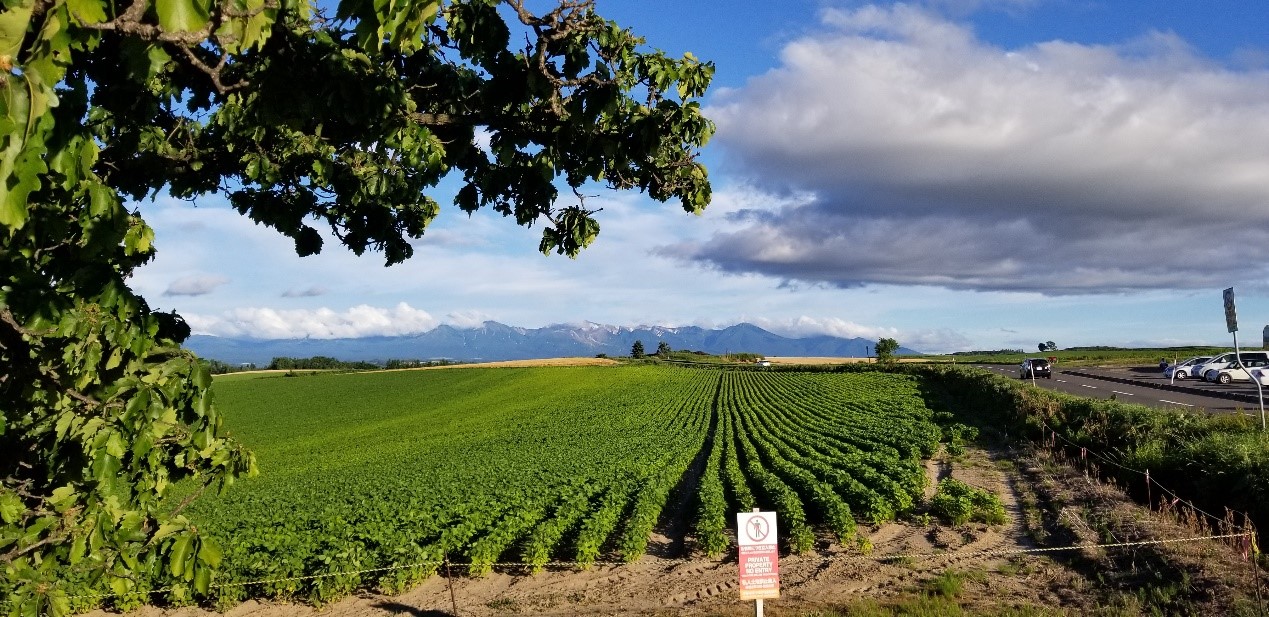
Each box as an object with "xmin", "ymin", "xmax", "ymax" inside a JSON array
[{"xmin": 180, "ymin": 365, "xmax": 943, "ymax": 606}]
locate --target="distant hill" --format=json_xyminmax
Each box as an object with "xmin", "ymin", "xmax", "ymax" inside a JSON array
[{"xmin": 186, "ymin": 321, "xmax": 921, "ymax": 365}]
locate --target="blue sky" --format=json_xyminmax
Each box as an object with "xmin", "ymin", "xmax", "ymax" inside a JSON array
[{"xmin": 131, "ymin": 0, "xmax": 1269, "ymax": 354}]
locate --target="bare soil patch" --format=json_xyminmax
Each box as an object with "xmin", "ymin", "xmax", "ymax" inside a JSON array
[{"xmin": 90, "ymin": 444, "xmax": 1265, "ymax": 617}]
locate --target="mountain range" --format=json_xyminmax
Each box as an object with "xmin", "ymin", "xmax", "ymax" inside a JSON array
[{"xmin": 186, "ymin": 321, "xmax": 921, "ymax": 366}]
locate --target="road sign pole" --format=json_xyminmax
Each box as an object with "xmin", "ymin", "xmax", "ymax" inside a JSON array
[
  {"xmin": 1235, "ymin": 330, "xmax": 1268, "ymax": 431},
  {"xmin": 1225, "ymin": 288, "xmax": 1265, "ymax": 429}
]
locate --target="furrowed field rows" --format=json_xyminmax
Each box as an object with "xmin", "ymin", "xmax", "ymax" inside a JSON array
[
  {"xmin": 699, "ymin": 371, "xmax": 940, "ymax": 556},
  {"xmin": 179, "ymin": 365, "xmax": 946, "ymax": 607},
  {"xmin": 190, "ymin": 366, "xmax": 716, "ymax": 604}
]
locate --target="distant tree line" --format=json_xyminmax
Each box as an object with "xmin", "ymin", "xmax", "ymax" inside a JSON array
[
  {"xmin": 268, "ymin": 356, "xmax": 379, "ymax": 370},
  {"xmin": 628, "ymin": 341, "xmax": 765, "ymax": 364},
  {"xmin": 201, "ymin": 357, "xmax": 461, "ymax": 373},
  {"xmin": 384, "ymin": 359, "xmax": 460, "ymax": 369},
  {"xmin": 949, "ymin": 349, "xmax": 1026, "ymax": 356}
]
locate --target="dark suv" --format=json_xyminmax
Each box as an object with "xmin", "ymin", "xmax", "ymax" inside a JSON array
[{"xmin": 1020, "ymin": 358, "xmax": 1052, "ymax": 379}]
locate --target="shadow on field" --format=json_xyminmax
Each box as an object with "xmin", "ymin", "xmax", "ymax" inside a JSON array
[{"xmin": 371, "ymin": 602, "xmax": 455, "ymax": 616}]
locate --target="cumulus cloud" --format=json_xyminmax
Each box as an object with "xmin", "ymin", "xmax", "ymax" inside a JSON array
[
  {"xmin": 164, "ymin": 275, "xmax": 229, "ymax": 297},
  {"xmin": 187, "ymin": 302, "xmax": 440, "ymax": 339},
  {"xmin": 676, "ymin": 4, "xmax": 1269, "ymax": 294}
]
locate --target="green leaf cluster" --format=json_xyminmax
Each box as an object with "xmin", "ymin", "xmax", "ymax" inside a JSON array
[
  {"xmin": 2, "ymin": 0, "xmax": 713, "ymax": 609},
  {"xmin": 929, "ymin": 478, "xmax": 1007, "ymax": 526}
]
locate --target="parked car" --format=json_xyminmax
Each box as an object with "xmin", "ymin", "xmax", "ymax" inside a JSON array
[
  {"xmin": 1200, "ymin": 352, "xmax": 1269, "ymax": 383},
  {"xmin": 1209, "ymin": 358, "xmax": 1269, "ymax": 384},
  {"xmin": 1020, "ymin": 358, "xmax": 1052, "ymax": 379},
  {"xmin": 1164, "ymin": 356, "xmax": 1212, "ymax": 380},
  {"xmin": 1248, "ymin": 367, "xmax": 1269, "ymax": 386},
  {"xmin": 1192, "ymin": 352, "xmax": 1239, "ymax": 383}
]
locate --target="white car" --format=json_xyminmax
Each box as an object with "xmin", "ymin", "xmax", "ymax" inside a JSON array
[
  {"xmin": 1193, "ymin": 352, "xmax": 1238, "ymax": 382},
  {"xmin": 1210, "ymin": 360, "xmax": 1269, "ymax": 385},
  {"xmin": 1164, "ymin": 356, "xmax": 1211, "ymax": 380},
  {"xmin": 1200, "ymin": 352, "xmax": 1269, "ymax": 383}
]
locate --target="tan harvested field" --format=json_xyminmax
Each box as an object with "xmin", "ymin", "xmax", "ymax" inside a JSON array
[
  {"xmin": 89, "ymin": 444, "xmax": 1263, "ymax": 617},
  {"xmin": 399, "ymin": 356, "xmax": 621, "ymax": 370},
  {"xmin": 765, "ymin": 356, "xmax": 871, "ymax": 365},
  {"xmin": 765, "ymin": 356, "xmax": 928, "ymax": 365}
]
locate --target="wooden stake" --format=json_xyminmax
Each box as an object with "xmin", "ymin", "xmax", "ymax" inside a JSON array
[{"xmin": 445, "ymin": 554, "xmax": 459, "ymax": 616}]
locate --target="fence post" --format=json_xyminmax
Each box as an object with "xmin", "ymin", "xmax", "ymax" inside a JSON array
[{"xmin": 444, "ymin": 554, "xmax": 459, "ymax": 616}]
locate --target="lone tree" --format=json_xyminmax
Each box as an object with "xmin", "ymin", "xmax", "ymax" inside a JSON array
[
  {"xmin": 0, "ymin": 0, "xmax": 713, "ymax": 610},
  {"xmin": 656, "ymin": 341, "xmax": 671, "ymax": 357},
  {"xmin": 875, "ymin": 337, "xmax": 900, "ymax": 364},
  {"xmin": 1038, "ymin": 341, "xmax": 1057, "ymax": 352},
  {"xmin": 631, "ymin": 340, "xmax": 646, "ymax": 359}
]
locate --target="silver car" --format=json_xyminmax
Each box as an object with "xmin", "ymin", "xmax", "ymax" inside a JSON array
[{"xmin": 1164, "ymin": 356, "xmax": 1211, "ymax": 380}]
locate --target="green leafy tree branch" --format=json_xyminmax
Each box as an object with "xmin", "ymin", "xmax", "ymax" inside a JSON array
[{"xmin": 0, "ymin": 0, "xmax": 714, "ymax": 612}]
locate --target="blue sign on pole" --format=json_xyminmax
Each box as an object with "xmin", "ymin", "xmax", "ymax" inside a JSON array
[{"xmin": 1224, "ymin": 287, "xmax": 1238, "ymax": 334}]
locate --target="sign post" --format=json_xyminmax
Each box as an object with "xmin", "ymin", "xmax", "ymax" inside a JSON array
[
  {"xmin": 1225, "ymin": 287, "xmax": 1239, "ymax": 334},
  {"xmin": 737, "ymin": 509, "xmax": 779, "ymax": 616},
  {"xmin": 1224, "ymin": 288, "xmax": 1265, "ymax": 430}
]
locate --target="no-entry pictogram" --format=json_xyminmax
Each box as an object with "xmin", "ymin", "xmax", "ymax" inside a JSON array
[
  {"xmin": 736, "ymin": 510, "xmax": 779, "ymax": 601},
  {"xmin": 745, "ymin": 514, "xmax": 770, "ymax": 542}
]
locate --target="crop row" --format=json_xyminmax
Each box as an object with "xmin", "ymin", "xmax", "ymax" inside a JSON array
[{"xmin": 691, "ymin": 370, "xmax": 941, "ymax": 555}]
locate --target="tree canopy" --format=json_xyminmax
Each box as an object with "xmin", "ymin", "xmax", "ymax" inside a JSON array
[
  {"xmin": 875, "ymin": 337, "xmax": 899, "ymax": 364},
  {"xmin": 0, "ymin": 0, "xmax": 713, "ymax": 611}
]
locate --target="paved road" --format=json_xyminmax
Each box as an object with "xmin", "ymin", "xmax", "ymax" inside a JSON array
[{"xmin": 972, "ymin": 364, "xmax": 1269, "ymax": 415}]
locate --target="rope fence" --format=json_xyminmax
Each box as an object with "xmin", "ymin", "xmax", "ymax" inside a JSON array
[
  {"xmin": 53, "ymin": 529, "xmax": 1255, "ymax": 606},
  {"xmin": 1033, "ymin": 416, "xmax": 1257, "ymax": 536}
]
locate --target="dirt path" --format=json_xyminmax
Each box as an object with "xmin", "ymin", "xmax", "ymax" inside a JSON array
[{"xmin": 93, "ymin": 445, "xmax": 1263, "ymax": 617}]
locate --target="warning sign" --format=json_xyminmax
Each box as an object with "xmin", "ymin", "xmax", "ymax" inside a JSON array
[{"xmin": 737, "ymin": 511, "xmax": 779, "ymax": 600}]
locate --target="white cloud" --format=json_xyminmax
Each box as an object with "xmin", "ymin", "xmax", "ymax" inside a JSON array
[
  {"xmin": 444, "ymin": 310, "xmax": 496, "ymax": 328},
  {"xmin": 164, "ymin": 275, "xmax": 230, "ymax": 297},
  {"xmin": 187, "ymin": 302, "xmax": 440, "ymax": 339},
  {"xmin": 748, "ymin": 315, "xmax": 893, "ymax": 340},
  {"xmin": 685, "ymin": 4, "xmax": 1269, "ymax": 294}
]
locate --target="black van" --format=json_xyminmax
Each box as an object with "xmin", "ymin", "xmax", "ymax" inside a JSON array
[{"xmin": 1020, "ymin": 358, "xmax": 1052, "ymax": 379}]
